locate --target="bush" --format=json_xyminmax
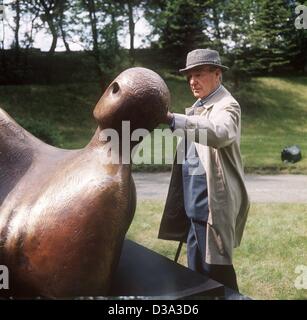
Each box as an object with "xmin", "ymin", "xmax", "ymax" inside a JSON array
[{"xmin": 15, "ymin": 116, "xmax": 62, "ymax": 146}]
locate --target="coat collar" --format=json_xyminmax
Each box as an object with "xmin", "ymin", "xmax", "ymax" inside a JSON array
[
  {"xmin": 185, "ymin": 85, "xmax": 228, "ymax": 115},
  {"xmin": 185, "ymin": 104, "xmax": 214, "ymax": 115}
]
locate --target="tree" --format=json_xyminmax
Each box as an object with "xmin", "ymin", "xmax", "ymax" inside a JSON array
[
  {"xmin": 145, "ymin": 0, "xmax": 210, "ymax": 70},
  {"xmin": 119, "ymin": 0, "xmax": 145, "ymax": 64},
  {"xmin": 249, "ymin": 0, "xmax": 297, "ymax": 73},
  {"xmin": 33, "ymin": 0, "xmax": 71, "ymax": 55},
  {"xmin": 223, "ymin": 0, "xmax": 302, "ymax": 77},
  {"xmin": 204, "ymin": 0, "xmax": 229, "ymax": 53},
  {"xmin": 76, "ymin": 0, "xmax": 125, "ymax": 88},
  {"xmin": 221, "ymin": 0, "xmax": 256, "ymax": 84},
  {"xmin": 285, "ymin": 0, "xmax": 307, "ymax": 73},
  {"xmin": 58, "ymin": 0, "xmax": 71, "ymax": 52},
  {"xmin": 12, "ymin": 0, "xmax": 21, "ymax": 62},
  {"xmin": 36, "ymin": 0, "xmax": 60, "ymax": 54}
]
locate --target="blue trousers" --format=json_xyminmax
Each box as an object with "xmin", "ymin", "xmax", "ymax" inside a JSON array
[{"xmin": 187, "ymin": 219, "xmax": 239, "ymax": 291}]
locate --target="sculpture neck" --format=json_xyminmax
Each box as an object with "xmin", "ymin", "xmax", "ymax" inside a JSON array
[{"xmin": 86, "ymin": 127, "xmax": 139, "ymax": 165}]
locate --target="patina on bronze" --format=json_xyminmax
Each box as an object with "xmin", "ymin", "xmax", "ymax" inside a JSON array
[{"xmin": 0, "ymin": 67, "xmax": 170, "ymax": 298}]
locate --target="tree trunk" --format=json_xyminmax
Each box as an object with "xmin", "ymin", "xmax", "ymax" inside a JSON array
[
  {"xmin": 127, "ymin": 2, "xmax": 135, "ymax": 64},
  {"xmin": 111, "ymin": 11, "xmax": 119, "ymax": 51},
  {"xmin": 58, "ymin": 1, "xmax": 70, "ymax": 52},
  {"xmin": 212, "ymin": 7, "xmax": 222, "ymax": 51},
  {"xmin": 59, "ymin": 22, "xmax": 70, "ymax": 52},
  {"xmin": 39, "ymin": 0, "xmax": 58, "ymax": 55},
  {"xmin": 84, "ymin": 0, "xmax": 108, "ymax": 88},
  {"xmin": 14, "ymin": 0, "xmax": 20, "ymax": 63},
  {"xmin": 23, "ymin": 12, "xmax": 38, "ymax": 77},
  {"xmin": 0, "ymin": 46, "xmax": 7, "ymax": 82},
  {"xmin": 86, "ymin": 0, "xmax": 99, "ymax": 60},
  {"xmin": 1, "ymin": 5, "xmax": 7, "ymax": 81},
  {"xmin": 47, "ymin": 19, "xmax": 58, "ymax": 55}
]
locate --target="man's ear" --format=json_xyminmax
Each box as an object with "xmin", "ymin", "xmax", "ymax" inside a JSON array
[{"xmin": 216, "ymin": 68, "xmax": 222, "ymax": 82}]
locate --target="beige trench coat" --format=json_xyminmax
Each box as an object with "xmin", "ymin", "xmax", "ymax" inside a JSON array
[{"xmin": 158, "ymin": 85, "xmax": 250, "ymax": 265}]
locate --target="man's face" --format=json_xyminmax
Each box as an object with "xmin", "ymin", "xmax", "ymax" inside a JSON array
[{"xmin": 186, "ymin": 66, "xmax": 221, "ymax": 99}]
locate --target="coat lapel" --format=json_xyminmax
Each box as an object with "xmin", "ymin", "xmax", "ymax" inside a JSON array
[{"xmin": 186, "ymin": 103, "xmax": 214, "ymax": 116}]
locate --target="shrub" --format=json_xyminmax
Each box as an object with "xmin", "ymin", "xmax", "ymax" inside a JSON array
[{"xmin": 15, "ymin": 117, "xmax": 62, "ymax": 146}]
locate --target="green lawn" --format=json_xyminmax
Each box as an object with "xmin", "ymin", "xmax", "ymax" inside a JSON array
[
  {"xmin": 239, "ymin": 77, "xmax": 307, "ymax": 173},
  {"xmin": 0, "ymin": 76, "xmax": 307, "ymax": 173},
  {"xmin": 127, "ymin": 200, "xmax": 307, "ymax": 300},
  {"xmin": 0, "ymin": 83, "xmax": 100, "ymax": 149}
]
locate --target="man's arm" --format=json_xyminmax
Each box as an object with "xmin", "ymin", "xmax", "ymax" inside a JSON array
[
  {"xmin": 163, "ymin": 111, "xmax": 175, "ymax": 127},
  {"xmin": 163, "ymin": 104, "xmax": 241, "ymax": 149}
]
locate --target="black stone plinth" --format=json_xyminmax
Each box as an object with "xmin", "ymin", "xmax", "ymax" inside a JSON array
[{"xmin": 109, "ymin": 239, "xmax": 225, "ymax": 299}]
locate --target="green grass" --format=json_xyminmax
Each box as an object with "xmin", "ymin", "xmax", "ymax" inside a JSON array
[
  {"xmin": 0, "ymin": 83, "xmax": 100, "ymax": 148},
  {"xmin": 239, "ymin": 77, "xmax": 307, "ymax": 173},
  {"xmin": 127, "ymin": 200, "xmax": 307, "ymax": 300},
  {"xmin": 0, "ymin": 75, "xmax": 307, "ymax": 173}
]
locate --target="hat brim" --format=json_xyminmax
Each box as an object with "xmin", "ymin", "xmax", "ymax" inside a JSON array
[{"xmin": 179, "ymin": 62, "xmax": 229, "ymax": 73}]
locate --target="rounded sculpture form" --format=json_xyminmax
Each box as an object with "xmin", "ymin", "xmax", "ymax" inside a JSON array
[
  {"xmin": 94, "ymin": 67, "xmax": 170, "ymax": 132},
  {"xmin": 0, "ymin": 67, "xmax": 169, "ymax": 298}
]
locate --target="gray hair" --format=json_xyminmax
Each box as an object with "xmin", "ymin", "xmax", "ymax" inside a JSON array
[{"xmin": 208, "ymin": 66, "xmax": 223, "ymax": 82}]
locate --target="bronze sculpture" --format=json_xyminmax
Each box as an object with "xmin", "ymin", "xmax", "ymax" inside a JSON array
[{"xmin": 0, "ymin": 67, "xmax": 170, "ymax": 298}]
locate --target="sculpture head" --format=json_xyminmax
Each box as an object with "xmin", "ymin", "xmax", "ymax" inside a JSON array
[{"xmin": 93, "ymin": 67, "xmax": 170, "ymax": 133}]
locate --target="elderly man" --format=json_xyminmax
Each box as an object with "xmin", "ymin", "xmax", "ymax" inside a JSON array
[{"xmin": 159, "ymin": 49, "xmax": 250, "ymax": 291}]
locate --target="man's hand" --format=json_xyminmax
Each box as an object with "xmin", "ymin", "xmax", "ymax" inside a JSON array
[{"xmin": 161, "ymin": 111, "xmax": 174, "ymax": 126}]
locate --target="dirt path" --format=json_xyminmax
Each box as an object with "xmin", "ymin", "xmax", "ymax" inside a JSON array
[{"xmin": 133, "ymin": 172, "xmax": 307, "ymax": 203}]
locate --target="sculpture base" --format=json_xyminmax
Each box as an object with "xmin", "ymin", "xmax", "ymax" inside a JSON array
[{"xmin": 109, "ymin": 239, "xmax": 225, "ymax": 299}]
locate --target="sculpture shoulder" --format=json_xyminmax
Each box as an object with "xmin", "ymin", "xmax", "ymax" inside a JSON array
[
  {"xmin": 66, "ymin": 163, "xmax": 135, "ymax": 214},
  {"xmin": 91, "ymin": 166, "xmax": 135, "ymax": 208},
  {"xmin": 0, "ymin": 108, "xmax": 32, "ymax": 145},
  {"xmin": 0, "ymin": 107, "xmax": 60, "ymax": 157}
]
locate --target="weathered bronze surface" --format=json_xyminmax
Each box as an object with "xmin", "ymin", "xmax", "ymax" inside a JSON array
[{"xmin": 0, "ymin": 67, "xmax": 169, "ymax": 298}]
